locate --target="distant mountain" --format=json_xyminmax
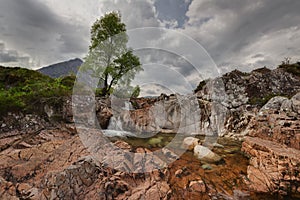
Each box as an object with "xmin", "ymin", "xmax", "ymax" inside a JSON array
[{"xmin": 38, "ymin": 58, "xmax": 83, "ymax": 78}]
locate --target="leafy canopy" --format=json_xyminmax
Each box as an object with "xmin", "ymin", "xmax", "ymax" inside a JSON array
[{"xmin": 82, "ymin": 11, "xmax": 142, "ymax": 97}]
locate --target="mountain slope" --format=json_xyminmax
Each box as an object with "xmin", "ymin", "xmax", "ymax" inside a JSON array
[{"xmin": 38, "ymin": 58, "xmax": 83, "ymax": 78}]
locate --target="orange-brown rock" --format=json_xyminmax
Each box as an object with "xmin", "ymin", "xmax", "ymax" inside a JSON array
[
  {"xmin": 242, "ymin": 136, "xmax": 300, "ymax": 196},
  {"xmin": 246, "ymin": 94, "xmax": 300, "ymax": 150}
]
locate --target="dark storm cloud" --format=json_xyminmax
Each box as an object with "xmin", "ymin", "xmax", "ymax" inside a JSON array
[
  {"xmin": 0, "ymin": 52, "xmax": 18, "ymax": 63},
  {"xmin": 0, "ymin": 42, "xmax": 29, "ymax": 65},
  {"xmin": 0, "ymin": 0, "xmax": 89, "ymax": 67},
  {"xmin": 184, "ymin": 0, "xmax": 300, "ymax": 72}
]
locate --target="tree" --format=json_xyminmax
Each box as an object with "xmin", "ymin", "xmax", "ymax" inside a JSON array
[{"xmin": 82, "ymin": 11, "xmax": 142, "ymax": 96}]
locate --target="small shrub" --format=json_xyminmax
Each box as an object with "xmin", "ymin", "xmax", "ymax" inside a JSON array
[
  {"xmin": 194, "ymin": 79, "xmax": 208, "ymax": 93},
  {"xmin": 279, "ymin": 62, "xmax": 300, "ymax": 77},
  {"xmin": 248, "ymin": 93, "xmax": 288, "ymax": 107}
]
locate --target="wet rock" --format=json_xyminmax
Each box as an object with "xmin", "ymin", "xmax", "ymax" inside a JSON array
[
  {"xmin": 193, "ymin": 145, "xmax": 222, "ymax": 163},
  {"xmin": 201, "ymin": 164, "xmax": 212, "ymax": 170},
  {"xmin": 148, "ymin": 137, "xmax": 163, "ymax": 147},
  {"xmin": 96, "ymin": 105, "xmax": 112, "ymax": 129},
  {"xmin": 181, "ymin": 137, "xmax": 199, "ymax": 151}
]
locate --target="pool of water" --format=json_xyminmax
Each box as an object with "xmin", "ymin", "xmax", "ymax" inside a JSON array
[{"xmin": 108, "ymin": 133, "xmax": 295, "ymax": 199}]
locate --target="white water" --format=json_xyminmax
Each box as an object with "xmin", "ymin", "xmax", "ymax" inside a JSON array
[
  {"xmin": 105, "ymin": 110, "xmax": 137, "ymax": 137},
  {"xmin": 102, "ymin": 129, "xmax": 136, "ymax": 138},
  {"xmin": 124, "ymin": 101, "xmax": 133, "ymax": 110},
  {"xmin": 107, "ymin": 116, "xmax": 123, "ymax": 131}
]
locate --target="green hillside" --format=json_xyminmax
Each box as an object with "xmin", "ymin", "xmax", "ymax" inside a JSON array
[{"xmin": 0, "ymin": 66, "xmax": 75, "ymax": 116}]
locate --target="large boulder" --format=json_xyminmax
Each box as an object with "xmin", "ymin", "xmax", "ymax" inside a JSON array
[
  {"xmin": 291, "ymin": 92, "xmax": 300, "ymax": 114},
  {"xmin": 193, "ymin": 145, "xmax": 222, "ymax": 163},
  {"xmin": 181, "ymin": 137, "xmax": 199, "ymax": 151}
]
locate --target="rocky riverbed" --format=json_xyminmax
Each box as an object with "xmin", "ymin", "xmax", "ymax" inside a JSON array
[
  {"xmin": 0, "ymin": 65, "xmax": 299, "ymax": 199},
  {"xmin": 0, "ymin": 128, "xmax": 281, "ymax": 200}
]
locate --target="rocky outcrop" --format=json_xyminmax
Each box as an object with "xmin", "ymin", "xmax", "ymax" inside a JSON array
[
  {"xmin": 246, "ymin": 93, "xmax": 300, "ymax": 150},
  {"xmin": 242, "ymin": 137, "xmax": 300, "ymax": 195},
  {"xmin": 242, "ymin": 92, "xmax": 300, "ymax": 197},
  {"xmin": 107, "ymin": 67, "xmax": 300, "ymax": 138},
  {"xmin": 0, "ymin": 97, "xmax": 113, "ymax": 135}
]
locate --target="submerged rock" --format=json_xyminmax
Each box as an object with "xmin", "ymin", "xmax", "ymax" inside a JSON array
[
  {"xmin": 148, "ymin": 137, "xmax": 163, "ymax": 146},
  {"xmin": 201, "ymin": 164, "xmax": 212, "ymax": 170}
]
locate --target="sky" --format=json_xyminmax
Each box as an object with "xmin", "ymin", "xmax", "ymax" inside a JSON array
[{"xmin": 0, "ymin": 0, "xmax": 300, "ymax": 95}]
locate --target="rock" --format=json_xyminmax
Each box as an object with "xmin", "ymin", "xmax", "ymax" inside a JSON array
[
  {"xmin": 114, "ymin": 140, "xmax": 131, "ymax": 150},
  {"xmin": 97, "ymin": 105, "xmax": 113, "ymax": 129},
  {"xmin": 212, "ymin": 142, "xmax": 224, "ymax": 148},
  {"xmin": 242, "ymin": 137, "xmax": 300, "ymax": 194},
  {"xmin": 160, "ymin": 129, "xmax": 174, "ymax": 134},
  {"xmin": 246, "ymin": 92, "xmax": 300, "ymax": 150},
  {"xmin": 260, "ymin": 96, "xmax": 288, "ymax": 112},
  {"xmin": 193, "ymin": 145, "xmax": 222, "ymax": 163},
  {"xmin": 201, "ymin": 164, "xmax": 212, "ymax": 170},
  {"xmin": 189, "ymin": 180, "xmax": 206, "ymax": 193},
  {"xmin": 144, "ymin": 181, "xmax": 170, "ymax": 200},
  {"xmin": 291, "ymin": 92, "xmax": 300, "ymax": 114},
  {"xmin": 233, "ymin": 190, "xmax": 250, "ymax": 200},
  {"xmin": 0, "ymin": 177, "xmax": 18, "ymax": 200},
  {"xmin": 181, "ymin": 137, "xmax": 199, "ymax": 151},
  {"xmin": 175, "ymin": 169, "xmax": 183, "ymax": 177}
]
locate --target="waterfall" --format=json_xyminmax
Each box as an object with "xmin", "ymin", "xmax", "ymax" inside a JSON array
[
  {"xmin": 108, "ymin": 116, "xmax": 123, "ymax": 131},
  {"xmin": 105, "ymin": 112, "xmax": 137, "ymax": 138},
  {"xmin": 124, "ymin": 101, "xmax": 133, "ymax": 110}
]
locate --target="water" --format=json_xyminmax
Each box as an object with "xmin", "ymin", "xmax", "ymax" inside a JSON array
[
  {"xmin": 108, "ymin": 133, "xmax": 289, "ymax": 199},
  {"xmin": 102, "ymin": 129, "xmax": 137, "ymax": 138}
]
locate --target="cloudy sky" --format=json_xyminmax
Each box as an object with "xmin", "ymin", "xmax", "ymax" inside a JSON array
[{"xmin": 1, "ymin": 0, "xmax": 300, "ymax": 95}]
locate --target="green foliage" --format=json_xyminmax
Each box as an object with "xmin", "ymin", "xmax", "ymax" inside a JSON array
[
  {"xmin": 131, "ymin": 85, "xmax": 140, "ymax": 98},
  {"xmin": 59, "ymin": 75, "xmax": 76, "ymax": 88},
  {"xmin": 81, "ymin": 11, "xmax": 143, "ymax": 96},
  {"xmin": 248, "ymin": 93, "xmax": 287, "ymax": 107},
  {"xmin": 279, "ymin": 62, "xmax": 300, "ymax": 77},
  {"xmin": 95, "ymin": 87, "xmax": 114, "ymax": 97},
  {"xmin": 0, "ymin": 66, "xmax": 73, "ymax": 116},
  {"xmin": 90, "ymin": 12, "xmax": 126, "ymax": 50}
]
